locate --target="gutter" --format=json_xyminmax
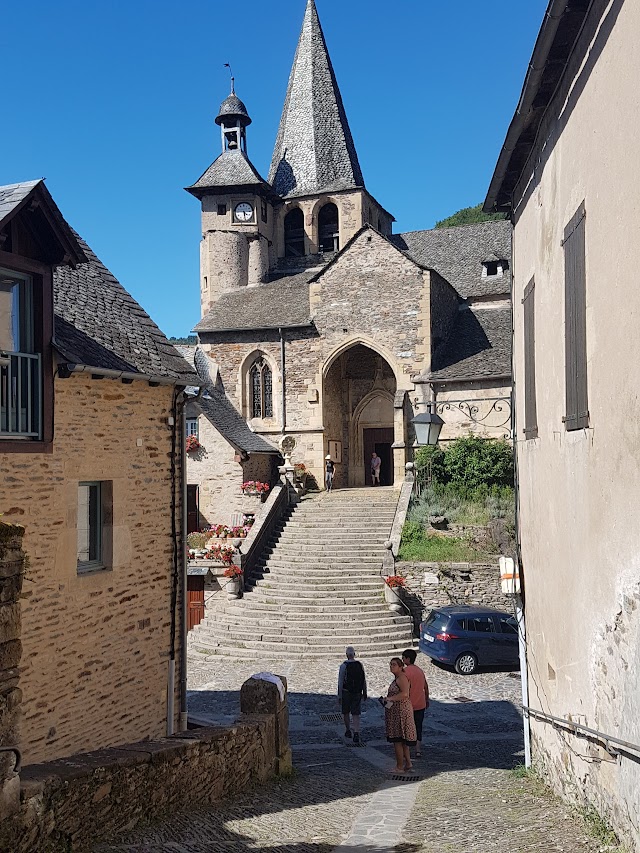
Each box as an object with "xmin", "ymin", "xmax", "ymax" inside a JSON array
[
  {"xmin": 279, "ymin": 327, "xmax": 287, "ymax": 431},
  {"xmin": 483, "ymin": 0, "xmax": 569, "ymax": 213},
  {"xmin": 56, "ymin": 360, "xmax": 201, "ymax": 388}
]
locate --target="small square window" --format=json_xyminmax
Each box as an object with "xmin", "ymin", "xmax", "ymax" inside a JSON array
[
  {"xmin": 484, "ymin": 261, "xmax": 499, "ymax": 277},
  {"xmin": 186, "ymin": 418, "xmax": 199, "ymax": 438},
  {"xmin": 217, "ymin": 204, "xmax": 227, "ymax": 216},
  {"xmin": 77, "ymin": 481, "xmax": 112, "ymax": 573}
]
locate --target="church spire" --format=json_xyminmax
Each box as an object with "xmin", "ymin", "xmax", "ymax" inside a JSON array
[{"xmin": 268, "ymin": 0, "xmax": 365, "ymax": 199}]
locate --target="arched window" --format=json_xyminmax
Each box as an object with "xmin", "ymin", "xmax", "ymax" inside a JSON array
[
  {"xmin": 249, "ymin": 357, "xmax": 273, "ymax": 418},
  {"xmin": 284, "ymin": 208, "xmax": 305, "ymax": 257},
  {"xmin": 318, "ymin": 203, "xmax": 339, "ymax": 253}
]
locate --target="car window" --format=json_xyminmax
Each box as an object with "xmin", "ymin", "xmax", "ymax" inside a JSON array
[
  {"xmin": 424, "ymin": 611, "xmax": 450, "ymax": 633},
  {"xmin": 499, "ymin": 616, "xmax": 518, "ymax": 635},
  {"xmin": 468, "ymin": 616, "xmax": 495, "ymax": 633}
]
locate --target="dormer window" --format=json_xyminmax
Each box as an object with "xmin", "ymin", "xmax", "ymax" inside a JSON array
[{"xmin": 482, "ymin": 255, "xmax": 507, "ymax": 278}]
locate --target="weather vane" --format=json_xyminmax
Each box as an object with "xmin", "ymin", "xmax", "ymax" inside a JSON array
[{"xmin": 224, "ymin": 63, "xmax": 235, "ymax": 94}]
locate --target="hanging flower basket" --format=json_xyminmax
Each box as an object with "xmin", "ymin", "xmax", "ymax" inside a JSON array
[{"xmin": 186, "ymin": 435, "xmax": 201, "ymax": 453}]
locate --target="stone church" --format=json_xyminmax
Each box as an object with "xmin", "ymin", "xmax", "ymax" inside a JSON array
[{"xmin": 184, "ymin": 0, "xmax": 511, "ymax": 523}]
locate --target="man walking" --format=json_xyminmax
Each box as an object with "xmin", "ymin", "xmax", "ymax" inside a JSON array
[
  {"xmin": 338, "ymin": 646, "xmax": 367, "ymax": 745},
  {"xmin": 325, "ymin": 454, "xmax": 335, "ymax": 492},
  {"xmin": 402, "ymin": 648, "xmax": 429, "ymax": 758},
  {"xmin": 370, "ymin": 452, "xmax": 381, "ymax": 486}
]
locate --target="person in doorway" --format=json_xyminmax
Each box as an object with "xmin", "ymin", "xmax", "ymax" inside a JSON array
[
  {"xmin": 337, "ymin": 646, "xmax": 367, "ymax": 745},
  {"xmin": 402, "ymin": 648, "xmax": 429, "ymax": 758},
  {"xmin": 325, "ymin": 455, "xmax": 335, "ymax": 491},
  {"xmin": 370, "ymin": 452, "xmax": 381, "ymax": 486},
  {"xmin": 381, "ymin": 657, "xmax": 417, "ymax": 772}
]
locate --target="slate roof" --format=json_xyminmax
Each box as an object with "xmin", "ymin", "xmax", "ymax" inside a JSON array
[
  {"xmin": 216, "ymin": 92, "xmax": 252, "ymax": 126},
  {"xmin": 268, "ymin": 0, "xmax": 364, "ymax": 199},
  {"xmin": 195, "ymin": 271, "xmax": 315, "ymax": 333},
  {"xmin": 187, "ymin": 150, "xmax": 270, "ymax": 195},
  {"xmin": 423, "ymin": 303, "xmax": 512, "ymax": 382},
  {"xmin": 53, "ymin": 235, "xmax": 198, "ymax": 383},
  {"xmin": 391, "ymin": 220, "xmax": 512, "ymax": 299},
  {"xmin": 0, "ymin": 180, "xmax": 41, "ymax": 226},
  {"xmin": 187, "ymin": 390, "xmax": 279, "ymax": 455}
]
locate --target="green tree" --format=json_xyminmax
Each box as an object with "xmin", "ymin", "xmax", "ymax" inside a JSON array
[{"xmin": 435, "ymin": 204, "xmax": 506, "ymax": 229}]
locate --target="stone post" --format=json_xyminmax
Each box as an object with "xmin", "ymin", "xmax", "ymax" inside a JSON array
[
  {"xmin": 240, "ymin": 675, "xmax": 292, "ymax": 775},
  {"xmin": 0, "ymin": 523, "xmax": 25, "ymax": 821}
]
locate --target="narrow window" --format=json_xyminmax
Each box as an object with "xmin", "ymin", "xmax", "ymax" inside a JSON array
[
  {"xmin": 77, "ymin": 481, "xmax": 112, "ymax": 573},
  {"xmin": 217, "ymin": 204, "xmax": 227, "ymax": 216},
  {"xmin": 563, "ymin": 203, "xmax": 588, "ymax": 430},
  {"xmin": 284, "ymin": 208, "xmax": 305, "ymax": 257},
  {"xmin": 318, "ymin": 203, "xmax": 339, "ymax": 253},
  {"xmin": 249, "ymin": 357, "xmax": 273, "ymax": 418},
  {"xmin": 523, "ymin": 277, "xmax": 537, "ymax": 439},
  {"xmin": 186, "ymin": 418, "xmax": 199, "ymax": 438},
  {"xmin": 261, "ymin": 200, "xmax": 268, "ymax": 223}
]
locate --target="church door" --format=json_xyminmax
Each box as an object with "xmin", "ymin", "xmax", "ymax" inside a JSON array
[{"xmin": 363, "ymin": 428, "xmax": 394, "ymax": 486}]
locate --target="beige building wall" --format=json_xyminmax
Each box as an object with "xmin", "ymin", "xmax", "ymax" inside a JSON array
[
  {"xmin": 0, "ymin": 376, "xmax": 181, "ymax": 765},
  {"xmin": 511, "ymin": 1, "xmax": 640, "ymax": 845}
]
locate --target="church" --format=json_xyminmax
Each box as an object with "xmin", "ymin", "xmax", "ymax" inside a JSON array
[{"xmin": 184, "ymin": 0, "xmax": 511, "ymax": 525}]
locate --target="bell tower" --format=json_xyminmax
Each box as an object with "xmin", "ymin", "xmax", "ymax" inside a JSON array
[{"xmin": 186, "ymin": 86, "xmax": 280, "ymax": 317}]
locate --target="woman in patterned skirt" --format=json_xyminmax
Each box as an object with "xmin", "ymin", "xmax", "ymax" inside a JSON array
[{"xmin": 383, "ymin": 657, "xmax": 417, "ymax": 772}]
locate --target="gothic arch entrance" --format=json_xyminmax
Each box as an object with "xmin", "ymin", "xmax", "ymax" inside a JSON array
[{"xmin": 322, "ymin": 344, "xmax": 397, "ymax": 487}]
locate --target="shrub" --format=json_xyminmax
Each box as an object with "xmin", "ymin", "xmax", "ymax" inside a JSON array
[
  {"xmin": 187, "ymin": 532, "xmax": 208, "ymax": 549},
  {"xmin": 442, "ymin": 436, "xmax": 513, "ymax": 491},
  {"xmin": 414, "ymin": 445, "xmax": 446, "ymax": 482}
]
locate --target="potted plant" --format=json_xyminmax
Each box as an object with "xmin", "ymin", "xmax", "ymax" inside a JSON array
[
  {"xmin": 383, "ymin": 575, "xmax": 406, "ymax": 612},
  {"xmin": 186, "ymin": 434, "xmax": 201, "ymax": 453},
  {"xmin": 223, "ymin": 564, "xmax": 243, "ymax": 599}
]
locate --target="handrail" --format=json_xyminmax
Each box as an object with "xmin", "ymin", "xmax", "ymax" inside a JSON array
[
  {"xmin": 238, "ymin": 478, "xmax": 296, "ymax": 586},
  {"xmin": 523, "ymin": 705, "xmax": 640, "ymax": 757},
  {"xmin": 0, "ymin": 746, "xmax": 22, "ymax": 773},
  {"xmin": 381, "ymin": 466, "xmax": 416, "ymax": 626}
]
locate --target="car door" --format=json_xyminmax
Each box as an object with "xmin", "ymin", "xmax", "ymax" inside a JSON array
[
  {"xmin": 494, "ymin": 614, "xmax": 520, "ymax": 665},
  {"xmin": 466, "ymin": 615, "xmax": 498, "ymax": 664}
]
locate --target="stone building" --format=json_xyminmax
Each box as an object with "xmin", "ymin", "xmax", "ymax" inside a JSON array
[
  {"xmin": 484, "ymin": 0, "xmax": 640, "ymax": 847},
  {"xmin": 0, "ymin": 179, "xmax": 198, "ymax": 765},
  {"xmin": 185, "ymin": 0, "xmax": 512, "ymax": 512}
]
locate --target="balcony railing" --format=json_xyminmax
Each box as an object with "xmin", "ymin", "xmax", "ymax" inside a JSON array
[{"xmin": 0, "ymin": 351, "xmax": 42, "ymax": 439}]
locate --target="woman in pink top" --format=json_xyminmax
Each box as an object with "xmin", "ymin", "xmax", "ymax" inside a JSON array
[{"xmin": 402, "ymin": 648, "xmax": 429, "ymax": 757}]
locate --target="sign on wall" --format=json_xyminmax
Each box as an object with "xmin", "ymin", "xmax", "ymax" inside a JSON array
[{"xmin": 328, "ymin": 440, "xmax": 342, "ymax": 463}]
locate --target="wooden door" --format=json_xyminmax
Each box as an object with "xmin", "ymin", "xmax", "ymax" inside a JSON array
[{"xmin": 187, "ymin": 575, "xmax": 205, "ymax": 630}]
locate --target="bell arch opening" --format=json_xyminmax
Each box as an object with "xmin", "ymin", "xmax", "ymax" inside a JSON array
[
  {"xmin": 284, "ymin": 208, "xmax": 305, "ymax": 257},
  {"xmin": 322, "ymin": 344, "xmax": 398, "ymax": 488}
]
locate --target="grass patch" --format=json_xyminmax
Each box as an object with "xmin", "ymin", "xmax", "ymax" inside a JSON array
[
  {"xmin": 398, "ymin": 530, "xmax": 490, "ymax": 562},
  {"xmin": 578, "ymin": 806, "xmax": 620, "ymax": 848}
]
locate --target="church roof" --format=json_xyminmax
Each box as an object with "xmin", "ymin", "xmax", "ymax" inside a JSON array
[
  {"xmin": 187, "ymin": 391, "xmax": 279, "ymax": 455},
  {"xmin": 391, "ymin": 220, "xmax": 512, "ymax": 299},
  {"xmin": 215, "ymin": 92, "xmax": 252, "ymax": 127},
  {"xmin": 423, "ymin": 303, "xmax": 512, "ymax": 382},
  {"xmin": 268, "ymin": 0, "xmax": 364, "ymax": 199},
  {"xmin": 186, "ymin": 150, "xmax": 270, "ymax": 196}
]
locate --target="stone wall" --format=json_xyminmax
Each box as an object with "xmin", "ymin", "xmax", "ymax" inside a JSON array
[
  {"xmin": 396, "ymin": 560, "xmax": 509, "ymax": 627},
  {"xmin": 0, "ymin": 523, "xmax": 25, "ymax": 821},
  {"xmin": 0, "ymin": 375, "xmax": 182, "ymax": 765},
  {"xmin": 0, "ymin": 676, "xmax": 290, "ymax": 852}
]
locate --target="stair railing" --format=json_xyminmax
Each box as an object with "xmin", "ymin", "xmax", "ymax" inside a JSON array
[{"xmin": 380, "ymin": 463, "xmax": 418, "ymax": 631}]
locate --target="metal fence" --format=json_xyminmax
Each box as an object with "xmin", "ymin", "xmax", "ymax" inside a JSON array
[{"xmin": 0, "ymin": 350, "xmax": 42, "ymax": 439}]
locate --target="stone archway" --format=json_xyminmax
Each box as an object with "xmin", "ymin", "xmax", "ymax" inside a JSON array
[{"xmin": 322, "ymin": 344, "xmax": 397, "ymax": 487}]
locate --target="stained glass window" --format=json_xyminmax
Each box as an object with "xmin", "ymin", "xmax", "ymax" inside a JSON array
[{"xmin": 249, "ymin": 357, "xmax": 273, "ymax": 419}]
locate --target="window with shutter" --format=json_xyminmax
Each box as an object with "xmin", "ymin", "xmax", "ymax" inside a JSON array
[
  {"xmin": 563, "ymin": 203, "xmax": 588, "ymax": 431},
  {"xmin": 522, "ymin": 277, "xmax": 537, "ymax": 439}
]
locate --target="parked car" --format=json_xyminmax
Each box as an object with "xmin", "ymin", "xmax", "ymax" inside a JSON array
[{"xmin": 419, "ymin": 605, "xmax": 520, "ymax": 675}]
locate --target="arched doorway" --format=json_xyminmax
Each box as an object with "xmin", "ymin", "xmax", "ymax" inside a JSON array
[{"xmin": 322, "ymin": 344, "xmax": 397, "ymax": 487}]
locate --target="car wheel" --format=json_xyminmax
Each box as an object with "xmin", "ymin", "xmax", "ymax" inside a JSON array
[{"xmin": 455, "ymin": 652, "xmax": 478, "ymax": 675}]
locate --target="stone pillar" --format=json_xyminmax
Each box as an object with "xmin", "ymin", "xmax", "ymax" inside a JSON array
[
  {"xmin": 240, "ymin": 675, "xmax": 292, "ymax": 775},
  {"xmin": 0, "ymin": 523, "xmax": 25, "ymax": 821}
]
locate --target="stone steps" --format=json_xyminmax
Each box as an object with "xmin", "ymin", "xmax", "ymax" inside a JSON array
[
  {"xmin": 190, "ymin": 636, "xmax": 416, "ymax": 658},
  {"xmin": 212, "ymin": 612, "xmax": 410, "ymax": 628}
]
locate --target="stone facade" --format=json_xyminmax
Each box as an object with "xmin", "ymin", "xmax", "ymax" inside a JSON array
[
  {"xmin": 0, "ymin": 523, "xmax": 25, "ymax": 822},
  {"xmin": 0, "ymin": 375, "xmax": 183, "ymax": 765},
  {"xmin": 0, "ymin": 675, "xmax": 289, "ymax": 852}
]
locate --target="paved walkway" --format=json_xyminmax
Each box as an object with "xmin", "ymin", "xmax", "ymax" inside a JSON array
[{"xmin": 96, "ymin": 653, "xmax": 623, "ymax": 852}]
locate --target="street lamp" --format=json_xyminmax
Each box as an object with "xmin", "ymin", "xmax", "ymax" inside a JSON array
[{"xmin": 411, "ymin": 402, "xmax": 444, "ymax": 446}]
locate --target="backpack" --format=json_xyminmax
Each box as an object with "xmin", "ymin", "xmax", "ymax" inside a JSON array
[{"xmin": 343, "ymin": 661, "xmax": 365, "ymax": 694}]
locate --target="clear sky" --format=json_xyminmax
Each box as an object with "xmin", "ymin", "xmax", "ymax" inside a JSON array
[{"xmin": 1, "ymin": 0, "xmax": 548, "ymax": 338}]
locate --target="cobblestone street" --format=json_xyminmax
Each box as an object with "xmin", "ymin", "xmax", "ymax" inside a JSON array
[{"xmin": 93, "ymin": 651, "xmax": 625, "ymax": 852}]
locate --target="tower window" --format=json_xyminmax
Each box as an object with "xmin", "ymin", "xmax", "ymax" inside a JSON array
[
  {"xmin": 261, "ymin": 200, "xmax": 268, "ymax": 223},
  {"xmin": 284, "ymin": 208, "xmax": 305, "ymax": 257},
  {"xmin": 318, "ymin": 203, "xmax": 339, "ymax": 253},
  {"xmin": 249, "ymin": 357, "xmax": 273, "ymax": 419},
  {"xmin": 217, "ymin": 204, "xmax": 227, "ymax": 216}
]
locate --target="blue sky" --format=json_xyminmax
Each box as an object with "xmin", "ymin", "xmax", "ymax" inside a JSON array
[{"xmin": 1, "ymin": 0, "xmax": 548, "ymax": 337}]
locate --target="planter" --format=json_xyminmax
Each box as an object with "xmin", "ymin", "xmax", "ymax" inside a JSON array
[
  {"xmin": 226, "ymin": 578, "xmax": 242, "ymax": 600},
  {"xmin": 384, "ymin": 583, "xmax": 404, "ymax": 613}
]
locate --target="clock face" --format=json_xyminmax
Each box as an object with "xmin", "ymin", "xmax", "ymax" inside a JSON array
[{"xmin": 234, "ymin": 202, "xmax": 253, "ymax": 222}]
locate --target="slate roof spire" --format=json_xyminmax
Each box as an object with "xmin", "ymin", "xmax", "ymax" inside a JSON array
[{"xmin": 268, "ymin": 0, "xmax": 365, "ymax": 199}]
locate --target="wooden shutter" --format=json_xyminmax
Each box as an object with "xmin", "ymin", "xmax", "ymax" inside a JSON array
[
  {"xmin": 522, "ymin": 278, "xmax": 537, "ymax": 438},
  {"xmin": 563, "ymin": 204, "xmax": 588, "ymax": 430}
]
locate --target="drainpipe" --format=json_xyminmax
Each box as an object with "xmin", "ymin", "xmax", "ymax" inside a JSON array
[{"xmin": 279, "ymin": 327, "xmax": 286, "ymax": 430}]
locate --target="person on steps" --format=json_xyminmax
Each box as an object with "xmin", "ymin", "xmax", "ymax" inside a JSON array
[
  {"xmin": 325, "ymin": 454, "xmax": 335, "ymax": 492},
  {"xmin": 381, "ymin": 657, "xmax": 417, "ymax": 772},
  {"xmin": 338, "ymin": 646, "xmax": 367, "ymax": 745},
  {"xmin": 370, "ymin": 452, "xmax": 381, "ymax": 486},
  {"xmin": 402, "ymin": 648, "xmax": 429, "ymax": 758}
]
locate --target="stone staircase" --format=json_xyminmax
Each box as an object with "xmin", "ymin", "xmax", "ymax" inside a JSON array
[{"xmin": 189, "ymin": 488, "xmax": 415, "ymax": 658}]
